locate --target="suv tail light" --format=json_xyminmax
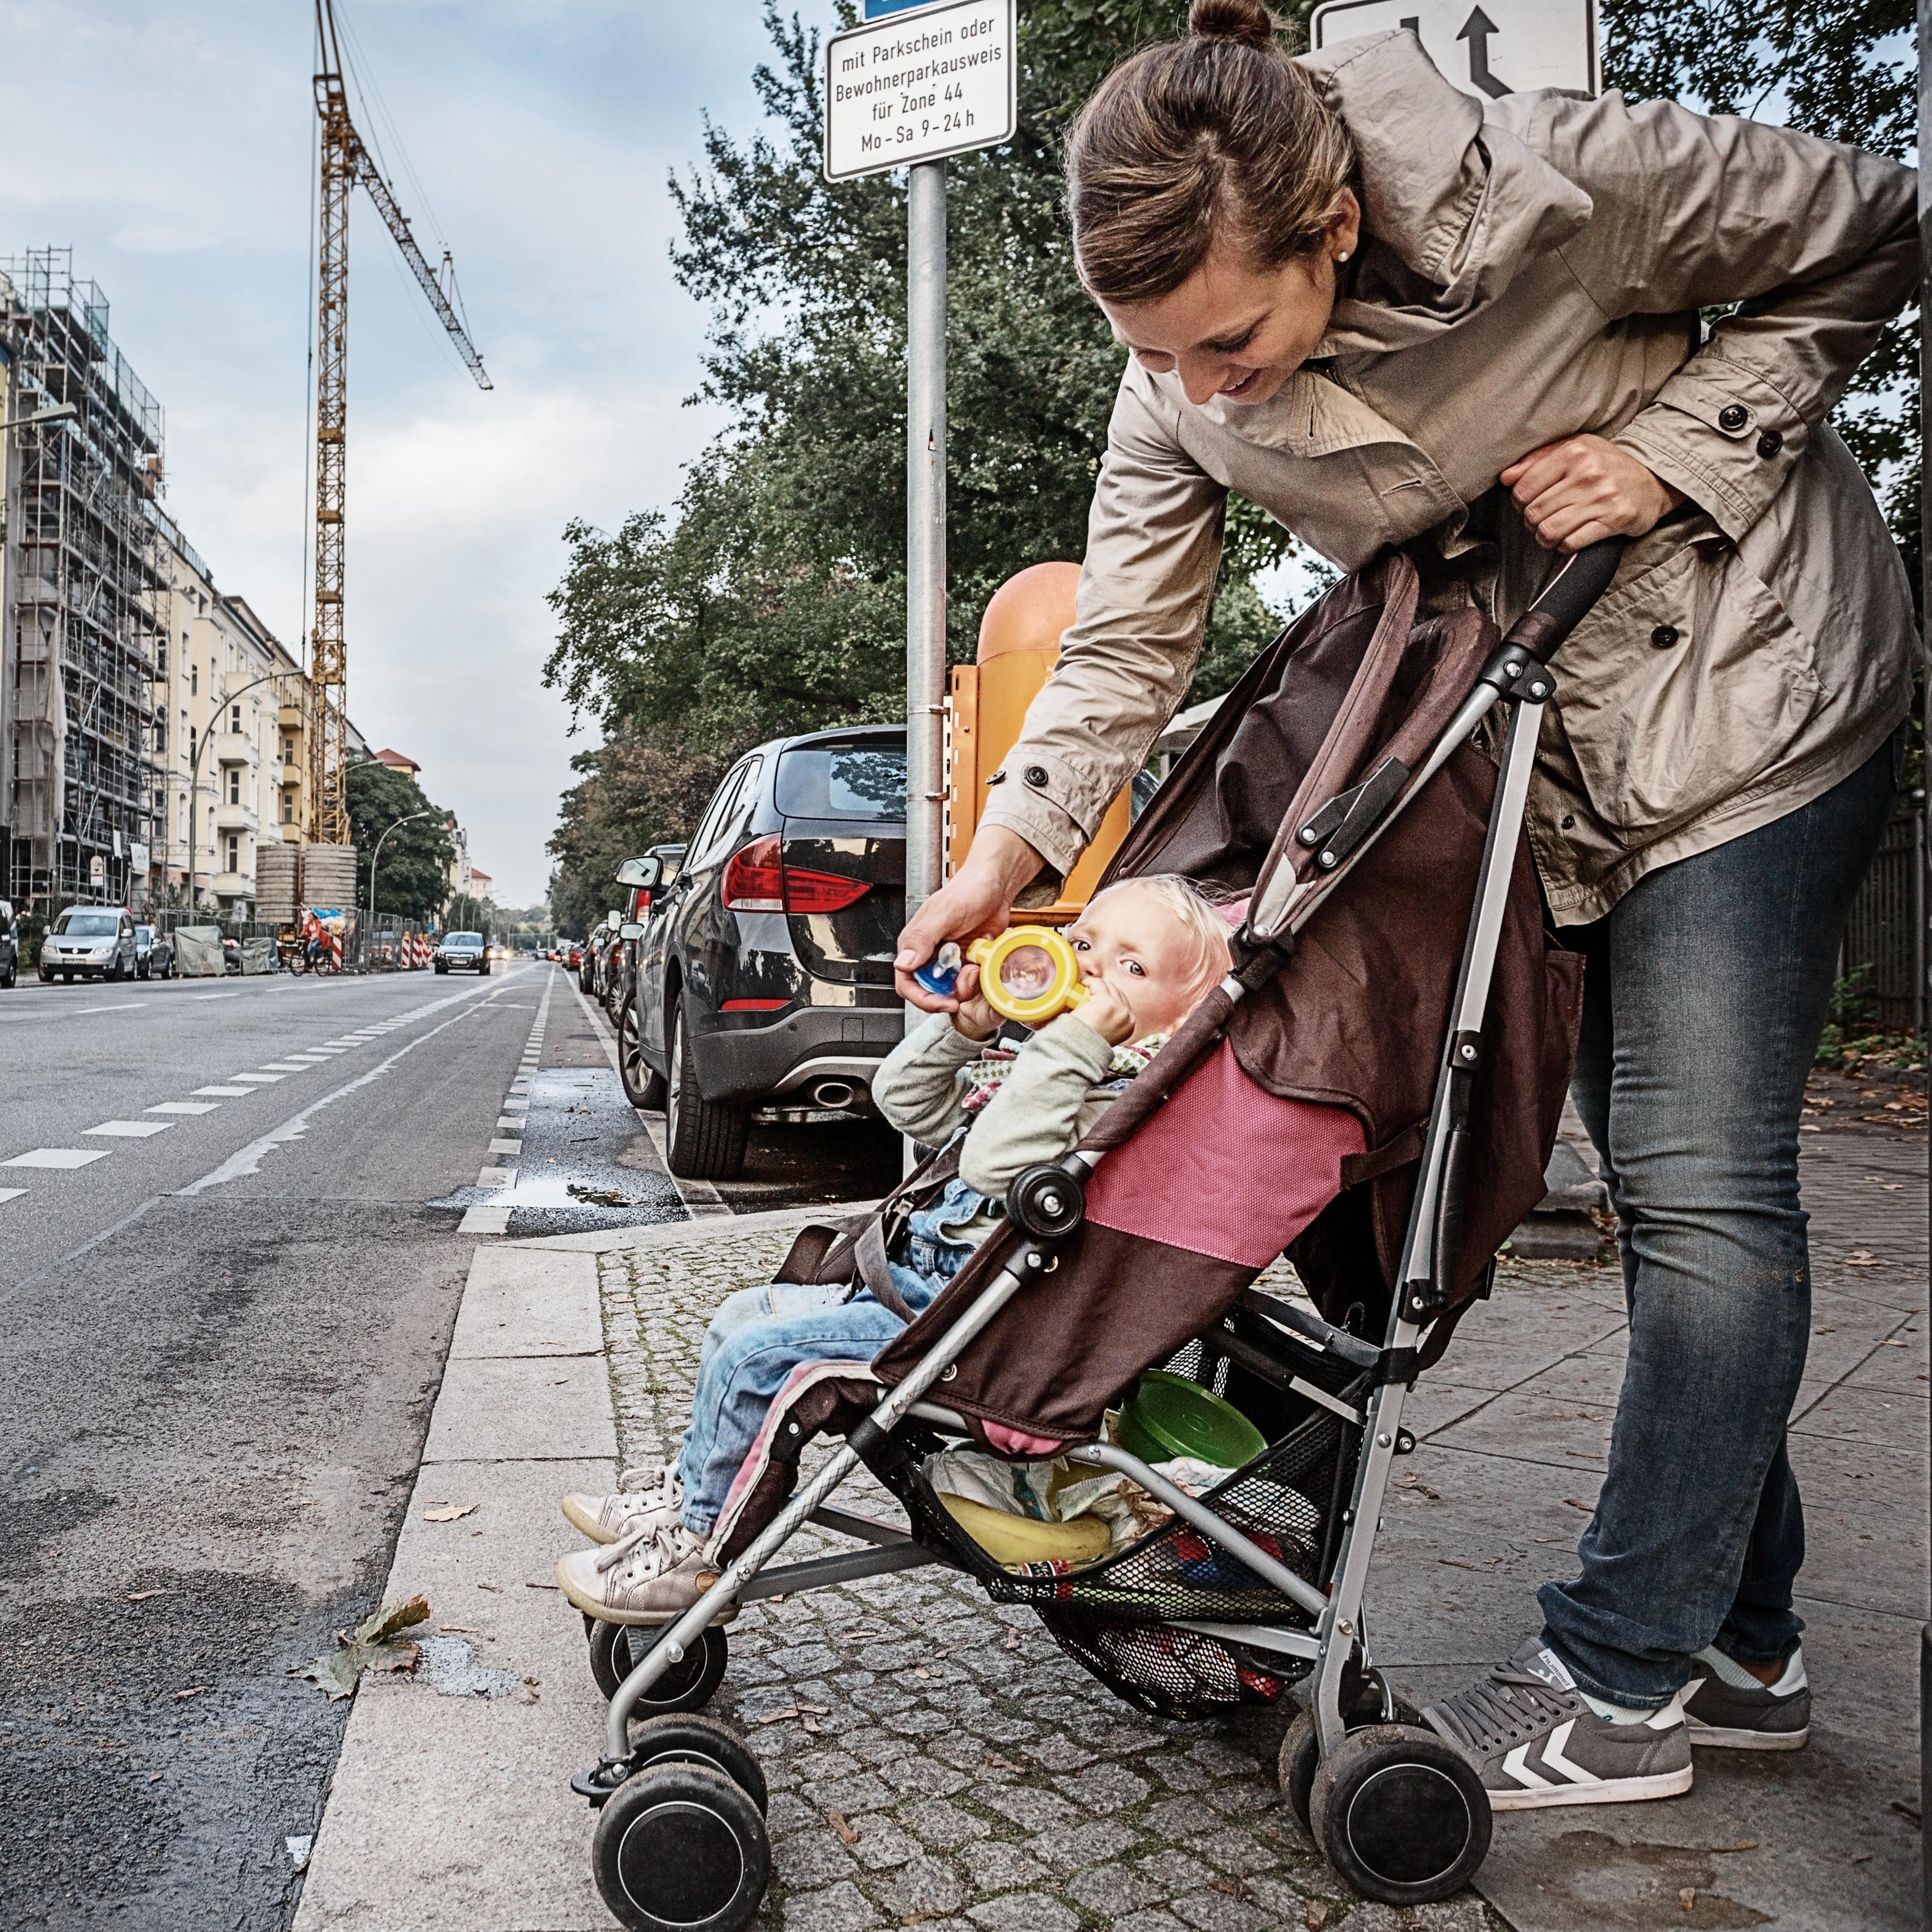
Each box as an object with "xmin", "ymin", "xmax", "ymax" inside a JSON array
[
  {"xmin": 723, "ymin": 835, "xmax": 872, "ymax": 916},
  {"xmin": 722, "ymin": 836, "xmax": 784, "ymax": 911}
]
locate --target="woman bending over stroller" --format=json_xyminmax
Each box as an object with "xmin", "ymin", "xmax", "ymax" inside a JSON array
[{"xmin": 553, "ymin": 875, "xmax": 1243, "ymax": 1625}]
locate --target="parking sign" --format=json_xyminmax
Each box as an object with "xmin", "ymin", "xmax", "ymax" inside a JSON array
[
  {"xmin": 1310, "ymin": 1, "xmax": 1599, "ymax": 100},
  {"xmin": 823, "ymin": 0, "xmax": 1016, "ymax": 182}
]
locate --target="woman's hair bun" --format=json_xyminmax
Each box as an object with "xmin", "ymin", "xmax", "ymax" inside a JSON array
[{"xmin": 1186, "ymin": 0, "xmax": 1276, "ymax": 51}]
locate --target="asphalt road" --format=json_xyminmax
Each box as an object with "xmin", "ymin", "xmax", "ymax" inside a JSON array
[
  {"xmin": 0, "ymin": 961, "xmax": 901, "ymax": 1929},
  {"xmin": 0, "ymin": 962, "xmax": 581, "ymax": 1930}
]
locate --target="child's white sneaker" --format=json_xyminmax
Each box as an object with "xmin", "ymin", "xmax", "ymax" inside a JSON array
[
  {"xmin": 555, "ymin": 1520, "xmax": 736, "ymax": 1627},
  {"xmin": 560, "ymin": 1466, "xmax": 682, "ymax": 1545}
]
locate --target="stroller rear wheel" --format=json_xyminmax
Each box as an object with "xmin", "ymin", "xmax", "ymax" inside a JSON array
[
  {"xmin": 627, "ymin": 1712, "xmax": 768, "ymax": 1814},
  {"xmin": 588, "ymin": 1618, "xmax": 729, "ymax": 1714},
  {"xmin": 591, "ymin": 1761, "xmax": 769, "ymax": 1932},
  {"xmin": 1308, "ymin": 1725, "xmax": 1490, "ymax": 1906},
  {"xmin": 1277, "ymin": 1677, "xmax": 1424, "ymax": 1834}
]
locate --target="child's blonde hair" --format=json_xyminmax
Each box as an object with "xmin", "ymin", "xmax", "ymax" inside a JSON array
[{"xmin": 1090, "ymin": 873, "xmax": 1233, "ymax": 1001}]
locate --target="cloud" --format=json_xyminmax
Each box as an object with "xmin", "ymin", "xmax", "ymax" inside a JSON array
[{"xmin": 2, "ymin": 0, "xmax": 772, "ymax": 904}]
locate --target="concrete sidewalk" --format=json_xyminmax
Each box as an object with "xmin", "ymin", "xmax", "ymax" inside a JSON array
[{"xmin": 293, "ymin": 1134, "xmax": 1925, "ymax": 1932}]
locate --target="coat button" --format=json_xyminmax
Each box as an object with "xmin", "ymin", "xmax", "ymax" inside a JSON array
[
  {"xmin": 1650, "ymin": 624, "xmax": 1680, "ymax": 649},
  {"xmin": 1718, "ymin": 404, "xmax": 1748, "ymax": 433},
  {"xmin": 1561, "ymin": 814, "xmax": 1576, "ymax": 830},
  {"xmin": 1023, "ymin": 766, "xmax": 1049, "ymax": 788},
  {"xmin": 1757, "ymin": 429, "xmax": 1784, "ymax": 458},
  {"xmin": 985, "ymin": 768, "xmax": 1006, "ymax": 786}
]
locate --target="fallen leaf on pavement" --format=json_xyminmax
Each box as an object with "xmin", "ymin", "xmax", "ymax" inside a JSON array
[
  {"xmin": 438, "ymin": 1625, "xmax": 478, "ymax": 1635},
  {"xmin": 477, "ymin": 1583, "xmax": 502, "ymax": 1594},
  {"xmin": 525, "ymin": 1581, "xmax": 560, "ymax": 1590},
  {"xmin": 828, "ymin": 1809, "xmax": 859, "ymax": 1845},
  {"xmin": 1304, "ymin": 1903, "xmax": 1331, "ymax": 1930},
  {"xmin": 1004, "ymin": 1627, "xmax": 1021, "ymax": 1651},
  {"xmin": 1710, "ymin": 1840, "xmax": 1758, "ymax": 1853},
  {"xmin": 1563, "ymin": 1499, "xmax": 1594, "ymax": 1513},
  {"xmin": 984, "ymin": 1755, "xmax": 1025, "ymax": 1773},
  {"xmin": 128, "ymin": 1589, "xmax": 169, "ymax": 1602},
  {"xmin": 175, "ymin": 1686, "xmax": 213, "ymax": 1701},
  {"xmin": 755, "ymin": 1704, "xmax": 832, "ymax": 1726},
  {"xmin": 294, "ymin": 1594, "xmax": 431, "ymax": 1701},
  {"xmin": 422, "ymin": 1504, "xmax": 477, "ymax": 1523},
  {"xmin": 1209, "ymin": 1877, "xmax": 1247, "ymax": 1900},
  {"xmin": 1679, "ymin": 1888, "xmax": 1695, "ymax": 1912}
]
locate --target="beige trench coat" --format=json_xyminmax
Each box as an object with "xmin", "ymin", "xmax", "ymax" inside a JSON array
[{"xmin": 980, "ymin": 32, "xmax": 1918, "ymax": 925}]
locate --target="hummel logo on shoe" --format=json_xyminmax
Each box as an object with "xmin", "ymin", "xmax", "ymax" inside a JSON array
[
  {"xmin": 1683, "ymin": 1643, "xmax": 1811, "ymax": 1750},
  {"xmin": 1422, "ymin": 1643, "xmax": 1692, "ymax": 1811}
]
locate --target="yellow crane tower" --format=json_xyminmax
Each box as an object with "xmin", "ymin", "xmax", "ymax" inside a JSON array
[{"xmin": 308, "ymin": 0, "xmax": 490, "ymax": 848}]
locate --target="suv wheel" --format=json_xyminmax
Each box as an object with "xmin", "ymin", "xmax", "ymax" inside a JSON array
[
  {"xmin": 666, "ymin": 1002, "xmax": 747, "ymax": 1181},
  {"xmin": 618, "ymin": 992, "xmax": 668, "ymax": 1111}
]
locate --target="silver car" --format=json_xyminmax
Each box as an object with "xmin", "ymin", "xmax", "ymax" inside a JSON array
[{"xmin": 40, "ymin": 906, "xmax": 139, "ymax": 983}]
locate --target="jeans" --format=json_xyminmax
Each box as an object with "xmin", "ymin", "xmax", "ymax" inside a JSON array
[
  {"xmin": 677, "ymin": 1179, "xmax": 989, "ymax": 1535},
  {"xmin": 1537, "ymin": 737, "xmax": 1899, "ymax": 1707}
]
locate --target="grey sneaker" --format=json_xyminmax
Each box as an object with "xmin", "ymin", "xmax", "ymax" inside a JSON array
[
  {"xmin": 1423, "ymin": 1644, "xmax": 1692, "ymax": 1811},
  {"xmin": 1683, "ymin": 1644, "xmax": 1810, "ymax": 1750}
]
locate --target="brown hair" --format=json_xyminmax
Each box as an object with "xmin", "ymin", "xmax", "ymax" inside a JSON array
[{"xmin": 1065, "ymin": 0, "xmax": 1356, "ymax": 305}]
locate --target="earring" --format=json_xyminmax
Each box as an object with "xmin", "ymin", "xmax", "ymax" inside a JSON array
[{"xmin": 1337, "ymin": 250, "xmax": 1351, "ymax": 263}]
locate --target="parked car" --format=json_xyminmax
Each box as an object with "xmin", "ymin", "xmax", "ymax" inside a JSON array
[
  {"xmin": 133, "ymin": 924, "xmax": 174, "ymax": 980},
  {"xmin": 434, "ymin": 931, "xmax": 490, "ymax": 975},
  {"xmin": 613, "ymin": 846, "xmax": 684, "ymax": 1106},
  {"xmin": 39, "ymin": 905, "xmax": 139, "ymax": 983},
  {"xmin": 0, "ymin": 899, "xmax": 17, "ymax": 990},
  {"xmin": 629, "ymin": 726, "xmax": 907, "ymax": 1179}
]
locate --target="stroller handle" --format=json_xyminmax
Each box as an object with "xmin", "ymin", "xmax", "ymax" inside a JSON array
[{"xmin": 1500, "ymin": 535, "xmax": 1627, "ymax": 663}]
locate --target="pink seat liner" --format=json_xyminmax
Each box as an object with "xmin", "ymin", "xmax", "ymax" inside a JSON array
[{"xmin": 1083, "ymin": 1040, "xmax": 1364, "ymax": 1271}]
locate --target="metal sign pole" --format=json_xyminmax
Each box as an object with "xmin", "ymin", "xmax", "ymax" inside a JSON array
[
  {"xmin": 905, "ymin": 158, "xmax": 948, "ymax": 955},
  {"xmin": 1919, "ymin": 7, "xmax": 1930, "ymax": 1919}
]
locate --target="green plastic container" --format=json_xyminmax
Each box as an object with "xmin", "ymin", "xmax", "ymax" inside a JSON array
[{"xmin": 1117, "ymin": 1371, "xmax": 1267, "ymax": 1471}]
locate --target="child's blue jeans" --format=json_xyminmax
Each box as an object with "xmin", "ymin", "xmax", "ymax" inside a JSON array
[{"xmin": 676, "ymin": 1179, "xmax": 986, "ymax": 1536}]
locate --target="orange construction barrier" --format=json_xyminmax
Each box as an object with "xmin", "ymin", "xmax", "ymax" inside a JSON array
[{"xmin": 945, "ymin": 561, "xmax": 1136, "ymax": 922}]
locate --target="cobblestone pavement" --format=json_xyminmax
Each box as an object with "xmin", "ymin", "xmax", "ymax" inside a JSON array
[{"xmin": 600, "ymin": 1234, "xmax": 1506, "ymax": 1932}]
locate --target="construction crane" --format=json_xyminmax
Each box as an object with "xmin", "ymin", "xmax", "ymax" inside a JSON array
[{"xmin": 308, "ymin": 0, "xmax": 490, "ymax": 847}]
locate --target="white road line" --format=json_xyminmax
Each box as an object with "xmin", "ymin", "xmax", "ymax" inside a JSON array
[
  {"xmin": 148, "ymin": 1101, "xmax": 221, "ymax": 1115},
  {"xmin": 258, "ymin": 1063, "xmax": 311, "ymax": 1073},
  {"xmin": 229, "ymin": 1073, "xmax": 286, "ymax": 1084},
  {"xmin": 84, "ymin": 1121, "xmax": 174, "ymax": 1138},
  {"xmin": 476, "ymin": 1169, "xmax": 514, "ymax": 1187},
  {"xmin": 194, "ymin": 1085, "xmax": 254, "ymax": 1097},
  {"xmin": 488, "ymin": 1138, "xmax": 522, "ymax": 1155},
  {"xmin": 3, "ymin": 1147, "xmax": 111, "ymax": 1169},
  {"xmin": 176, "ymin": 972, "xmax": 525, "ymax": 1197},
  {"xmin": 71, "ymin": 1002, "xmax": 148, "ymax": 1015},
  {"xmin": 191, "ymin": 992, "xmax": 240, "ymax": 1002},
  {"xmin": 0, "ymin": 1188, "xmax": 25, "ymax": 1205}
]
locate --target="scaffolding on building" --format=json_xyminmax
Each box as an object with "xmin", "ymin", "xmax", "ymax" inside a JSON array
[{"xmin": 3, "ymin": 247, "xmax": 165, "ymax": 910}]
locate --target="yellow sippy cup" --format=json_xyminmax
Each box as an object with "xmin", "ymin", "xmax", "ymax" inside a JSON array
[{"xmin": 916, "ymin": 927, "xmax": 1090, "ymax": 1026}]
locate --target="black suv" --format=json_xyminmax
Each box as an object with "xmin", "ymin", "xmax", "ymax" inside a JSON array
[{"xmin": 628, "ymin": 726, "xmax": 906, "ymax": 1178}]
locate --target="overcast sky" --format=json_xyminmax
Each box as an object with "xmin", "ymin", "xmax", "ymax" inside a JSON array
[{"xmin": 4, "ymin": 0, "xmax": 786, "ymax": 907}]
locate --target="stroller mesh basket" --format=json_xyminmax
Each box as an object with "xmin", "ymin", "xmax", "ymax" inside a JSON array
[{"xmin": 860, "ymin": 1299, "xmax": 1370, "ymax": 1715}]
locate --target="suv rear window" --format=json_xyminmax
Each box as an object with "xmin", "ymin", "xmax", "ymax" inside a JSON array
[{"xmin": 776, "ymin": 744, "xmax": 906, "ymax": 821}]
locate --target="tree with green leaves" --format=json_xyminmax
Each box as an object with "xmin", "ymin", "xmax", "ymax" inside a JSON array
[{"xmin": 345, "ymin": 759, "xmax": 455, "ymax": 924}]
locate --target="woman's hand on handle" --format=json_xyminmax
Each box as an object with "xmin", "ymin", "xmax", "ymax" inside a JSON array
[
  {"xmin": 1502, "ymin": 435, "xmax": 1685, "ymax": 552},
  {"xmin": 894, "ymin": 825, "xmax": 1048, "ymax": 1011}
]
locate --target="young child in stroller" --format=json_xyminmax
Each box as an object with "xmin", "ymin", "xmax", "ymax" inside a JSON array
[{"xmin": 554, "ymin": 873, "xmax": 1261, "ymax": 1625}]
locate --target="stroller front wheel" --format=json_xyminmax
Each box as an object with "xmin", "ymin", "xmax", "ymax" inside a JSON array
[
  {"xmin": 626, "ymin": 1712, "xmax": 768, "ymax": 1815},
  {"xmin": 588, "ymin": 1617, "xmax": 729, "ymax": 1714},
  {"xmin": 1308, "ymin": 1724, "xmax": 1491, "ymax": 1905},
  {"xmin": 592, "ymin": 1761, "xmax": 769, "ymax": 1932}
]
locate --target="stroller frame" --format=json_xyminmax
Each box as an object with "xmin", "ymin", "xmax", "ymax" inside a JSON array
[{"xmin": 577, "ymin": 539, "xmax": 1624, "ymax": 1917}]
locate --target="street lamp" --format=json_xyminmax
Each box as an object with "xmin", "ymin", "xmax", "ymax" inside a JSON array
[
  {"xmin": 369, "ymin": 809, "xmax": 435, "ymax": 923},
  {"xmin": 179, "ymin": 668, "xmax": 287, "ymax": 912},
  {"xmin": 0, "ymin": 402, "xmax": 78, "ymax": 434}
]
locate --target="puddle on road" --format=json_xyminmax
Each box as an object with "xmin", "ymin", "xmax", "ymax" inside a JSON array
[{"xmin": 430, "ymin": 1066, "xmax": 686, "ymax": 1237}]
